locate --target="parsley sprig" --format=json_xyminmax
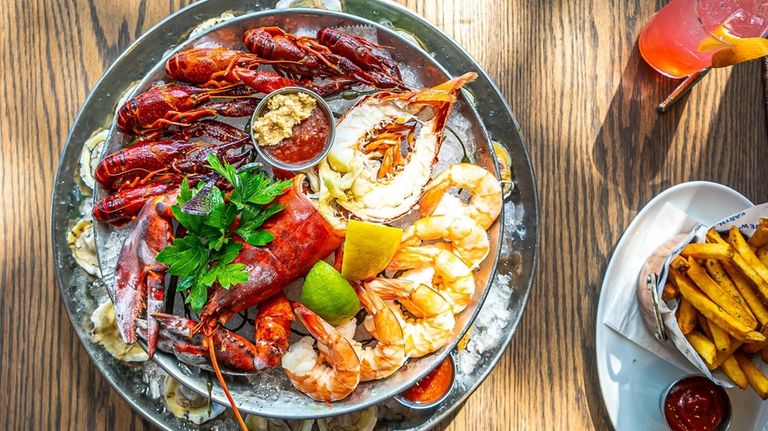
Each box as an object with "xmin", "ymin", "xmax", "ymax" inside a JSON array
[{"xmin": 156, "ymin": 154, "xmax": 292, "ymax": 313}]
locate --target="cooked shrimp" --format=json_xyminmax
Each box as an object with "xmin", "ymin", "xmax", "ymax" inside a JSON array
[
  {"xmin": 419, "ymin": 163, "xmax": 503, "ymax": 230},
  {"xmin": 355, "ymin": 285, "xmax": 406, "ymax": 381},
  {"xmin": 393, "ymin": 304, "xmax": 455, "ymax": 358},
  {"xmin": 401, "ymin": 214, "xmax": 489, "ymax": 269},
  {"xmin": 366, "ymin": 278, "xmax": 451, "ymax": 318},
  {"xmin": 282, "ymin": 305, "xmax": 360, "ymax": 402},
  {"xmin": 364, "ymin": 279, "xmax": 455, "ymax": 358},
  {"xmin": 388, "ymin": 245, "xmax": 476, "ymax": 313}
]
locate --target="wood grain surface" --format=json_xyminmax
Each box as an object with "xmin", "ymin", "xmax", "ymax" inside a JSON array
[{"xmin": 1, "ymin": 0, "xmax": 767, "ymax": 430}]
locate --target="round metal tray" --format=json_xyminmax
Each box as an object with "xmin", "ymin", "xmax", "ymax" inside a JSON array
[{"xmin": 51, "ymin": 1, "xmax": 538, "ymax": 429}]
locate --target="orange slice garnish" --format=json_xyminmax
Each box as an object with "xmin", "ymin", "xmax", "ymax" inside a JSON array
[{"xmin": 712, "ymin": 37, "xmax": 768, "ymax": 68}]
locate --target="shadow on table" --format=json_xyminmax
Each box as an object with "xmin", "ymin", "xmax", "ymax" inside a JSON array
[
  {"xmin": 585, "ymin": 43, "xmax": 689, "ymax": 431},
  {"xmin": 590, "ymin": 44, "xmax": 689, "ymax": 208},
  {"xmin": 700, "ymin": 61, "xmax": 768, "ymax": 199}
]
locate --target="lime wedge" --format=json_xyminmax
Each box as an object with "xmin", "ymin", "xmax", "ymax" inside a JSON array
[
  {"xmin": 301, "ymin": 261, "xmax": 360, "ymax": 325},
  {"xmin": 341, "ymin": 220, "xmax": 403, "ymax": 281}
]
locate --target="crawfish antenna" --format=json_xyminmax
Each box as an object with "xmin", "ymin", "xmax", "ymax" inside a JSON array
[{"xmin": 205, "ymin": 330, "xmax": 248, "ymax": 431}]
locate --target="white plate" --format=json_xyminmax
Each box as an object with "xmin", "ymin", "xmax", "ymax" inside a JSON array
[{"xmin": 595, "ymin": 181, "xmax": 768, "ymax": 431}]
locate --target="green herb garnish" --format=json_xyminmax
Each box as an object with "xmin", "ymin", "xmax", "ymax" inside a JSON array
[{"xmin": 156, "ymin": 154, "xmax": 292, "ymax": 313}]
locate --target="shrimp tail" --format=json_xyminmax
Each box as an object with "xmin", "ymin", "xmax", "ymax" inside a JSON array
[
  {"xmin": 357, "ymin": 284, "xmax": 404, "ymax": 343},
  {"xmin": 293, "ymin": 303, "xmax": 338, "ymax": 346}
]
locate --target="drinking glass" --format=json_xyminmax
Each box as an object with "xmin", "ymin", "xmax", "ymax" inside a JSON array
[{"xmin": 639, "ymin": 0, "xmax": 768, "ymax": 79}]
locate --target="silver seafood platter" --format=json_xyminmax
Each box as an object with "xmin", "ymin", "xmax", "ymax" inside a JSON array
[{"xmin": 51, "ymin": 1, "xmax": 538, "ymax": 429}]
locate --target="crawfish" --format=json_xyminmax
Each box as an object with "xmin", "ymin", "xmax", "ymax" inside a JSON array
[
  {"xmin": 92, "ymin": 180, "xmax": 180, "ymax": 225},
  {"xmin": 316, "ymin": 28, "xmax": 405, "ymax": 89},
  {"xmin": 116, "ymin": 84, "xmax": 256, "ymax": 139},
  {"xmin": 166, "ymin": 47, "xmax": 353, "ymax": 96},
  {"xmin": 93, "ymin": 121, "xmax": 251, "ymax": 224},
  {"xmin": 243, "ymin": 27, "xmax": 393, "ymax": 89},
  {"xmin": 94, "ymin": 138, "xmax": 249, "ymax": 191},
  {"xmin": 164, "ymin": 47, "xmax": 262, "ymax": 85}
]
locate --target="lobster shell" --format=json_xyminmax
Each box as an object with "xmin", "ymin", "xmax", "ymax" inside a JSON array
[{"xmin": 200, "ymin": 175, "xmax": 345, "ymax": 324}]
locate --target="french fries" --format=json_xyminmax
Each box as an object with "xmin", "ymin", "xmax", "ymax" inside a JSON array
[
  {"xmin": 681, "ymin": 243, "xmax": 735, "ymax": 260},
  {"xmin": 669, "ymin": 269, "xmax": 764, "ymax": 342},
  {"xmin": 728, "ymin": 226, "xmax": 768, "ymax": 302},
  {"xmin": 742, "ymin": 325, "xmax": 768, "ymax": 354},
  {"xmin": 720, "ymin": 260, "xmax": 768, "ymax": 326},
  {"xmin": 685, "ymin": 256, "xmax": 757, "ymax": 328},
  {"xmin": 735, "ymin": 352, "xmax": 768, "ymax": 399},
  {"xmin": 662, "ymin": 281, "xmax": 679, "ymax": 301},
  {"xmin": 709, "ymin": 341, "xmax": 743, "ymax": 370},
  {"xmin": 757, "ymin": 246, "xmax": 768, "ymax": 268},
  {"xmin": 709, "ymin": 323, "xmax": 731, "ymax": 353},
  {"xmin": 705, "ymin": 258, "xmax": 757, "ymax": 322},
  {"xmin": 722, "ymin": 355, "xmax": 749, "ymax": 390},
  {"xmin": 677, "ymin": 298, "xmax": 698, "ymax": 334},
  {"xmin": 748, "ymin": 218, "xmax": 768, "ymax": 249},
  {"xmin": 664, "ymin": 226, "xmax": 768, "ymax": 400},
  {"xmin": 685, "ymin": 331, "xmax": 717, "ymax": 365},
  {"xmin": 700, "ymin": 317, "xmax": 731, "ymax": 352}
]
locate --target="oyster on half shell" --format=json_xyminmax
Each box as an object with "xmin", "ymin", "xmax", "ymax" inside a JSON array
[
  {"xmin": 77, "ymin": 129, "xmax": 108, "ymax": 194},
  {"xmin": 90, "ymin": 301, "xmax": 148, "ymax": 362},
  {"xmin": 163, "ymin": 376, "xmax": 226, "ymax": 425},
  {"xmin": 67, "ymin": 217, "xmax": 100, "ymax": 277},
  {"xmin": 317, "ymin": 406, "xmax": 377, "ymax": 431},
  {"xmin": 245, "ymin": 415, "xmax": 314, "ymax": 431}
]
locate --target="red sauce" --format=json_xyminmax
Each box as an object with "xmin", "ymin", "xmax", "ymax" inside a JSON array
[
  {"xmin": 264, "ymin": 107, "xmax": 329, "ymax": 165},
  {"xmin": 402, "ymin": 356, "xmax": 454, "ymax": 405},
  {"xmin": 664, "ymin": 376, "xmax": 729, "ymax": 431}
]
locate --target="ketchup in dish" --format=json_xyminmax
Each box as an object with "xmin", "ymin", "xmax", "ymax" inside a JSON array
[
  {"xmin": 663, "ymin": 376, "xmax": 730, "ymax": 431},
  {"xmin": 264, "ymin": 107, "xmax": 329, "ymax": 165}
]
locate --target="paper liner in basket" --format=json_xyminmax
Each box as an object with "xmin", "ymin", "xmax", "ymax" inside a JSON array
[{"xmin": 638, "ymin": 203, "xmax": 768, "ymax": 386}]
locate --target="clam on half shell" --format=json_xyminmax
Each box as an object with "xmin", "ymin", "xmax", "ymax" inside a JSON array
[
  {"xmin": 317, "ymin": 406, "xmax": 377, "ymax": 431},
  {"xmin": 163, "ymin": 376, "xmax": 226, "ymax": 425},
  {"xmin": 245, "ymin": 415, "xmax": 314, "ymax": 431},
  {"xmin": 90, "ymin": 301, "xmax": 148, "ymax": 362},
  {"xmin": 67, "ymin": 217, "xmax": 100, "ymax": 277}
]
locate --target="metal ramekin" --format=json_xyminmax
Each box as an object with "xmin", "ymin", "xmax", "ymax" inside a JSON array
[
  {"xmin": 660, "ymin": 375, "xmax": 732, "ymax": 431},
  {"xmin": 249, "ymin": 87, "xmax": 336, "ymax": 171},
  {"xmin": 393, "ymin": 351, "xmax": 458, "ymax": 410}
]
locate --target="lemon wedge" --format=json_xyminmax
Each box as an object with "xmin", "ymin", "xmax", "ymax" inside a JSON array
[{"xmin": 341, "ymin": 220, "xmax": 403, "ymax": 281}]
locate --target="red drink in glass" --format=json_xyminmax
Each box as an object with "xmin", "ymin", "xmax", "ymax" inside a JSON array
[{"xmin": 639, "ymin": 0, "xmax": 768, "ymax": 78}]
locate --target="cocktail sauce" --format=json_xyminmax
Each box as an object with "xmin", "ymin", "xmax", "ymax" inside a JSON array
[
  {"xmin": 402, "ymin": 356, "xmax": 454, "ymax": 405},
  {"xmin": 663, "ymin": 376, "xmax": 729, "ymax": 431},
  {"xmin": 264, "ymin": 107, "xmax": 329, "ymax": 165}
]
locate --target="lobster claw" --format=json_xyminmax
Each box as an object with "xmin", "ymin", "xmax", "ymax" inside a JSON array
[
  {"xmin": 146, "ymin": 301, "xmax": 292, "ymax": 373},
  {"xmin": 111, "ymin": 194, "xmax": 176, "ymax": 357}
]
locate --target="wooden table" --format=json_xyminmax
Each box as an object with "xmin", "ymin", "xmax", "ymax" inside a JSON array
[{"xmin": 2, "ymin": 1, "xmax": 766, "ymax": 429}]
